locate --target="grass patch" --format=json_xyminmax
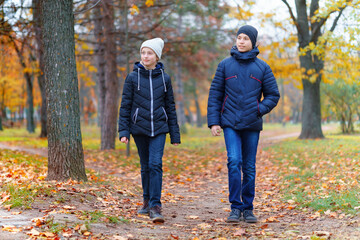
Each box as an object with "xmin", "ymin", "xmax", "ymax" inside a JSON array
[
  {"xmin": 266, "ymin": 134, "xmax": 360, "ymax": 214},
  {"xmin": 78, "ymin": 210, "xmax": 127, "ymax": 224}
]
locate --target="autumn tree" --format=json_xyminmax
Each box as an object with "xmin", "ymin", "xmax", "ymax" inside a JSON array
[
  {"xmin": 281, "ymin": 0, "xmax": 359, "ymax": 138},
  {"xmin": 41, "ymin": 0, "xmax": 87, "ymax": 181},
  {"xmin": 1, "ymin": 3, "xmax": 37, "ymax": 133},
  {"xmin": 94, "ymin": 0, "xmax": 119, "ymax": 150}
]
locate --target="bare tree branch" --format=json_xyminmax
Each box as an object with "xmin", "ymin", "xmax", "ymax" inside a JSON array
[{"xmin": 281, "ymin": 0, "xmax": 299, "ymax": 31}]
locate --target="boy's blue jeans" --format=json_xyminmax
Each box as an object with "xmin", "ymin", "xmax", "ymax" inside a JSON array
[
  {"xmin": 223, "ymin": 128, "xmax": 260, "ymax": 211},
  {"xmin": 133, "ymin": 134, "xmax": 166, "ymax": 208}
]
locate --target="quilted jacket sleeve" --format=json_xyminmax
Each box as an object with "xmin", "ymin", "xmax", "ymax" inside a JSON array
[
  {"xmin": 118, "ymin": 74, "xmax": 133, "ymax": 139},
  {"xmin": 165, "ymin": 76, "xmax": 181, "ymax": 144},
  {"xmin": 258, "ymin": 63, "xmax": 280, "ymax": 116},
  {"xmin": 207, "ymin": 61, "xmax": 225, "ymax": 128}
]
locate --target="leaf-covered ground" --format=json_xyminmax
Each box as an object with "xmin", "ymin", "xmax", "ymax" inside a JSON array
[{"xmin": 1, "ymin": 124, "xmax": 360, "ymax": 240}]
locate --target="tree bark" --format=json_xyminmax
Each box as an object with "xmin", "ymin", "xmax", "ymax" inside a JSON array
[
  {"xmin": 175, "ymin": 59, "xmax": 187, "ymax": 132},
  {"xmin": 290, "ymin": 0, "xmax": 325, "ymax": 139},
  {"xmin": 25, "ymin": 71, "xmax": 35, "ymax": 133},
  {"xmin": 33, "ymin": 0, "xmax": 47, "ymax": 137},
  {"xmin": 93, "ymin": 5, "xmax": 106, "ymax": 128},
  {"xmin": 192, "ymin": 80, "xmax": 202, "ymax": 127},
  {"xmin": 100, "ymin": 0, "xmax": 119, "ymax": 150},
  {"xmin": 175, "ymin": 14, "xmax": 187, "ymax": 132},
  {"xmin": 42, "ymin": 0, "xmax": 87, "ymax": 181}
]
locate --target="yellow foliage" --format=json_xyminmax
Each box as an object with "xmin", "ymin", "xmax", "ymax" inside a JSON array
[
  {"xmin": 145, "ymin": 0, "xmax": 154, "ymax": 7},
  {"xmin": 130, "ymin": 5, "xmax": 139, "ymax": 15},
  {"xmin": 228, "ymin": 1, "xmax": 255, "ymax": 21}
]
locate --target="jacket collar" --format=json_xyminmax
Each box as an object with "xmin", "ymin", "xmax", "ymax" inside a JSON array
[
  {"xmin": 230, "ymin": 46, "xmax": 259, "ymax": 63},
  {"xmin": 133, "ymin": 62, "xmax": 164, "ymax": 76}
]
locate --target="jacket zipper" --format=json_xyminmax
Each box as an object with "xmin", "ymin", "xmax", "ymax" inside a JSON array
[
  {"xmin": 221, "ymin": 95, "xmax": 228, "ymax": 113},
  {"xmin": 162, "ymin": 107, "xmax": 168, "ymax": 122},
  {"xmin": 133, "ymin": 108, "xmax": 139, "ymax": 124},
  {"xmin": 149, "ymin": 70, "xmax": 154, "ymax": 136}
]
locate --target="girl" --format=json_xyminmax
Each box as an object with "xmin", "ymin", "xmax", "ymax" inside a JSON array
[
  {"xmin": 118, "ymin": 38, "xmax": 181, "ymax": 223},
  {"xmin": 207, "ymin": 25, "xmax": 280, "ymax": 223}
]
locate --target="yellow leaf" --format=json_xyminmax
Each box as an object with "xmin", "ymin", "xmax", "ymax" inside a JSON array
[
  {"xmin": 145, "ymin": 0, "xmax": 154, "ymax": 7},
  {"xmin": 130, "ymin": 5, "xmax": 139, "ymax": 15},
  {"xmin": 38, "ymin": 175, "xmax": 46, "ymax": 180}
]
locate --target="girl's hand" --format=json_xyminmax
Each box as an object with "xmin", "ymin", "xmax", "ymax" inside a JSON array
[
  {"xmin": 172, "ymin": 143, "xmax": 179, "ymax": 146},
  {"xmin": 211, "ymin": 125, "xmax": 222, "ymax": 136},
  {"xmin": 120, "ymin": 137, "xmax": 129, "ymax": 144}
]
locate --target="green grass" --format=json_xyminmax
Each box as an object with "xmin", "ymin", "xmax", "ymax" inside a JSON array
[
  {"xmin": 266, "ymin": 133, "xmax": 360, "ymax": 214},
  {"xmin": 78, "ymin": 210, "xmax": 126, "ymax": 224}
]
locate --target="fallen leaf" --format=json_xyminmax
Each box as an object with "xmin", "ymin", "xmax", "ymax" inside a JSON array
[
  {"xmin": 27, "ymin": 228, "xmax": 40, "ymax": 236},
  {"xmin": 234, "ymin": 228, "xmax": 246, "ymax": 236}
]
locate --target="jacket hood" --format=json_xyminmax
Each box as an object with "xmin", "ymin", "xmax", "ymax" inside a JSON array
[{"xmin": 230, "ymin": 46, "xmax": 259, "ymax": 63}]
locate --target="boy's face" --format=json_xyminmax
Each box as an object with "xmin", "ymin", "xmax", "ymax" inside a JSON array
[
  {"xmin": 141, "ymin": 47, "xmax": 158, "ymax": 69},
  {"xmin": 236, "ymin": 33, "xmax": 252, "ymax": 52}
]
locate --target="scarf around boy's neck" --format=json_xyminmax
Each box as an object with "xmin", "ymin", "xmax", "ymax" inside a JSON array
[{"xmin": 230, "ymin": 46, "xmax": 259, "ymax": 62}]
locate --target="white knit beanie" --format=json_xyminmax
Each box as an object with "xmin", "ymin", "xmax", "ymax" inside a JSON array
[{"xmin": 140, "ymin": 38, "xmax": 164, "ymax": 59}]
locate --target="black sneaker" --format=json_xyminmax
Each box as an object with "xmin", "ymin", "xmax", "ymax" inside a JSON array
[
  {"xmin": 226, "ymin": 208, "xmax": 241, "ymax": 223},
  {"xmin": 137, "ymin": 199, "xmax": 149, "ymax": 215},
  {"xmin": 243, "ymin": 210, "xmax": 257, "ymax": 223},
  {"xmin": 149, "ymin": 205, "xmax": 164, "ymax": 223}
]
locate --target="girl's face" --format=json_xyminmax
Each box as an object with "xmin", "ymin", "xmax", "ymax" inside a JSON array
[
  {"xmin": 236, "ymin": 33, "xmax": 253, "ymax": 52},
  {"xmin": 141, "ymin": 47, "xmax": 158, "ymax": 69}
]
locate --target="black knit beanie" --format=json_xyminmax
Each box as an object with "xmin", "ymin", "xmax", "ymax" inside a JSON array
[{"xmin": 237, "ymin": 25, "xmax": 258, "ymax": 49}]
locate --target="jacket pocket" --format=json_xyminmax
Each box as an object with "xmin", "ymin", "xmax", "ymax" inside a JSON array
[
  {"xmin": 132, "ymin": 108, "xmax": 139, "ymax": 124},
  {"xmin": 162, "ymin": 107, "xmax": 168, "ymax": 122},
  {"xmin": 257, "ymin": 99, "xmax": 261, "ymax": 118},
  {"xmin": 250, "ymin": 74, "xmax": 262, "ymax": 84},
  {"xmin": 221, "ymin": 95, "xmax": 228, "ymax": 114},
  {"xmin": 225, "ymin": 75, "xmax": 237, "ymax": 81}
]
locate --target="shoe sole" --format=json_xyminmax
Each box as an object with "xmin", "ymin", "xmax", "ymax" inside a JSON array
[
  {"xmin": 244, "ymin": 219, "xmax": 257, "ymax": 223},
  {"xmin": 137, "ymin": 211, "xmax": 150, "ymax": 215},
  {"xmin": 226, "ymin": 219, "xmax": 241, "ymax": 223},
  {"xmin": 152, "ymin": 217, "xmax": 165, "ymax": 223}
]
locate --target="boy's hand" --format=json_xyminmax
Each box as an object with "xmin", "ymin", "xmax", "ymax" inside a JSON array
[
  {"xmin": 120, "ymin": 137, "xmax": 129, "ymax": 144},
  {"xmin": 211, "ymin": 125, "xmax": 222, "ymax": 136}
]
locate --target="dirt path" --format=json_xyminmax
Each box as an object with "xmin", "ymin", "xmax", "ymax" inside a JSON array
[{"xmin": 1, "ymin": 130, "xmax": 359, "ymax": 239}]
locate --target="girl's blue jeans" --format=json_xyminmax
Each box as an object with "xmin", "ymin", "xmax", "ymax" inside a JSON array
[
  {"xmin": 133, "ymin": 134, "xmax": 166, "ymax": 208},
  {"xmin": 223, "ymin": 128, "xmax": 260, "ymax": 211}
]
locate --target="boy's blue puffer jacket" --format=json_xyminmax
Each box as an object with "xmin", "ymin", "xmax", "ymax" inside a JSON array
[
  {"xmin": 207, "ymin": 46, "xmax": 280, "ymax": 131},
  {"xmin": 118, "ymin": 62, "xmax": 181, "ymax": 144}
]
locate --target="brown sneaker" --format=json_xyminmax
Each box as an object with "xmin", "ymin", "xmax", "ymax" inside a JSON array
[{"xmin": 149, "ymin": 205, "xmax": 164, "ymax": 223}]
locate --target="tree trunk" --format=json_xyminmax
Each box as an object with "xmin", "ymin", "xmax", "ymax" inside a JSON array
[
  {"xmin": 175, "ymin": 59, "xmax": 187, "ymax": 133},
  {"xmin": 299, "ymin": 77, "xmax": 324, "ymax": 138},
  {"xmin": 100, "ymin": 0, "xmax": 119, "ymax": 150},
  {"xmin": 294, "ymin": 0, "xmax": 324, "ymax": 139},
  {"xmin": 33, "ymin": 0, "xmax": 47, "ymax": 138},
  {"xmin": 193, "ymin": 80, "xmax": 202, "ymax": 127},
  {"xmin": 42, "ymin": 0, "xmax": 87, "ymax": 181},
  {"xmin": 93, "ymin": 5, "xmax": 106, "ymax": 128},
  {"xmin": 10, "ymin": 38, "xmax": 36, "ymax": 133},
  {"xmin": 185, "ymin": 102, "xmax": 193, "ymax": 126},
  {"xmin": 25, "ymin": 72, "xmax": 35, "ymax": 133}
]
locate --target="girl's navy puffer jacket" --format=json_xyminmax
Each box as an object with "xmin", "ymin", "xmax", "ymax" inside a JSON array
[
  {"xmin": 118, "ymin": 62, "xmax": 181, "ymax": 144},
  {"xmin": 207, "ymin": 46, "xmax": 280, "ymax": 131}
]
